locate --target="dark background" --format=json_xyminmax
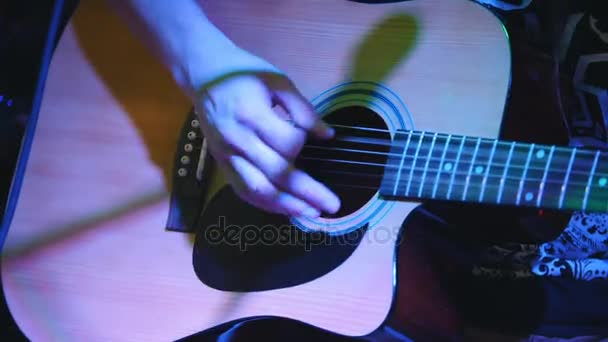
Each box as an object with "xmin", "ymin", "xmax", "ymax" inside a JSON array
[{"xmin": 0, "ymin": 1, "xmax": 77, "ymax": 339}]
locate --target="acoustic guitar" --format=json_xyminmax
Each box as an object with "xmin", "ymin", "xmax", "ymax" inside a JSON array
[{"xmin": 2, "ymin": 0, "xmax": 605, "ymax": 340}]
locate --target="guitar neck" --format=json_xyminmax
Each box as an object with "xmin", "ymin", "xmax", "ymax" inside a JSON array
[{"xmin": 380, "ymin": 130, "xmax": 608, "ymax": 213}]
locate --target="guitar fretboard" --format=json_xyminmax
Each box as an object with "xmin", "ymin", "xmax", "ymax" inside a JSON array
[{"xmin": 379, "ymin": 130, "xmax": 608, "ymax": 213}]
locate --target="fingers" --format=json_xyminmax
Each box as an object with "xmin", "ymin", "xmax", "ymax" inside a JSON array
[
  {"xmin": 219, "ymin": 155, "xmax": 321, "ymax": 218},
  {"xmin": 221, "ymin": 126, "xmax": 340, "ymax": 215},
  {"xmin": 234, "ymin": 100, "xmax": 307, "ymax": 161}
]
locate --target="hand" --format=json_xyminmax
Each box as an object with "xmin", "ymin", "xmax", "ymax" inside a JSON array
[{"xmin": 193, "ymin": 52, "xmax": 341, "ymax": 218}]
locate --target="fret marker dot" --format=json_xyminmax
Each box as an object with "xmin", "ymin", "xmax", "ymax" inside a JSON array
[
  {"xmin": 536, "ymin": 149, "xmax": 546, "ymax": 159},
  {"xmin": 525, "ymin": 192, "xmax": 534, "ymax": 201},
  {"xmin": 475, "ymin": 165, "xmax": 484, "ymax": 174},
  {"xmin": 444, "ymin": 162, "xmax": 453, "ymax": 171},
  {"xmin": 599, "ymin": 177, "xmax": 607, "ymax": 187}
]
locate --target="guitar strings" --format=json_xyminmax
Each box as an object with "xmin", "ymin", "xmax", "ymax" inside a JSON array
[
  {"xmin": 299, "ymin": 124, "xmax": 608, "ymax": 179},
  {"xmin": 329, "ymin": 123, "xmax": 391, "ymax": 133},
  {"xmin": 325, "ymin": 124, "xmax": 601, "ymax": 155},
  {"xmin": 303, "ymin": 163, "xmax": 608, "ymax": 192},
  {"xmin": 309, "ymin": 169, "xmax": 608, "ymax": 206},
  {"xmin": 329, "ymin": 134, "xmax": 592, "ymax": 157},
  {"xmin": 321, "ymin": 179, "xmax": 608, "ymax": 204},
  {"xmin": 320, "ymin": 181, "xmax": 608, "ymax": 208},
  {"xmin": 315, "ymin": 167, "xmax": 608, "ymax": 191},
  {"xmin": 298, "ymin": 144, "xmax": 608, "ymax": 180}
]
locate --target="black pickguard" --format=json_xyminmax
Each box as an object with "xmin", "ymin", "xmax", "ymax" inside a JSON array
[{"xmin": 192, "ymin": 186, "xmax": 367, "ymax": 291}]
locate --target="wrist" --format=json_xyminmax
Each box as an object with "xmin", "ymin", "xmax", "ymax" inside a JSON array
[{"xmin": 178, "ymin": 45, "xmax": 283, "ymax": 101}]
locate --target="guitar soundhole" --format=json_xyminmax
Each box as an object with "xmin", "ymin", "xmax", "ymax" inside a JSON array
[{"xmin": 297, "ymin": 106, "xmax": 391, "ymax": 218}]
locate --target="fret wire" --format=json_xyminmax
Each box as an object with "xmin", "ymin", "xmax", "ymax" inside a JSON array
[
  {"xmin": 309, "ymin": 141, "xmax": 608, "ymax": 177},
  {"xmin": 432, "ymin": 134, "xmax": 452, "ymax": 199},
  {"xmin": 375, "ymin": 170, "xmax": 608, "ymax": 195},
  {"xmin": 383, "ymin": 177, "xmax": 608, "ymax": 198},
  {"xmin": 417, "ymin": 132, "xmax": 438, "ymax": 198},
  {"xmin": 372, "ymin": 157, "xmax": 608, "ymax": 211},
  {"xmin": 310, "ymin": 154, "xmax": 591, "ymax": 178},
  {"xmin": 419, "ymin": 148, "xmax": 598, "ymax": 174},
  {"xmin": 496, "ymin": 141, "xmax": 516, "ymax": 204},
  {"xmin": 479, "ymin": 139, "xmax": 498, "ymax": 202},
  {"xmin": 378, "ymin": 173, "xmax": 608, "ymax": 191},
  {"xmin": 392, "ymin": 131, "xmax": 412, "ymax": 196},
  {"xmin": 447, "ymin": 136, "xmax": 467, "ymax": 200},
  {"xmin": 379, "ymin": 178, "xmax": 608, "ymax": 207},
  {"xmin": 536, "ymin": 145, "xmax": 555, "ymax": 207},
  {"xmin": 405, "ymin": 131, "xmax": 425, "ymax": 196},
  {"xmin": 378, "ymin": 168, "xmax": 604, "ymax": 186},
  {"xmin": 375, "ymin": 141, "xmax": 608, "ymax": 210},
  {"xmin": 347, "ymin": 129, "xmax": 604, "ymax": 163},
  {"xmin": 309, "ymin": 146, "xmax": 601, "ymax": 175},
  {"xmin": 309, "ymin": 150, "xmax": 602, "ymax": 183},
  {"xmin": 559, "ymin": 147, "xmax": 578, "ymax": 209},
  {"xmin": 516, "ymin": 143, "xmax": 535, "ymax": 205},
  {"xmin": 326, "ymin": 157, "xmax": 603, "ymax": 189},
  {"xmin": 358, "ymin": 133, "xmax": 608, "ymax": 202},
  {"xmin": 377, "ymin": 168, "xmax": 608, "ymax": 191},
  {"xmin": 583, "ymin": 150, "xmax": 600, "ymax": 212},
  {"xmin": 462, "ymin": 136, "xmax": 482, "ymax": 201},
  {"xmin": 386, "ymin": 131, "xmax": 582, "ymax": 154}
]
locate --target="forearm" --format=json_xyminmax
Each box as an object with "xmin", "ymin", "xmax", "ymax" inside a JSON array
[{"xmin": 106, "ymin": 0, "xmax": 255, "ymax": 97}]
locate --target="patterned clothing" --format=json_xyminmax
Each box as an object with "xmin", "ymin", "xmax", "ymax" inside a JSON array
[
  {"xmin": 533, "ymin": 212, "xmax": 608, "ymax": 280},
  {"xmin": 470, "ymin": 0, "xmax": 608, "ymax": 282}
]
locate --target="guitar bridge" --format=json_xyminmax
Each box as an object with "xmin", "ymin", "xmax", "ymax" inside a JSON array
[{"xmin": 166, "ymin": 109, "xmax": 213, "ymax": 233}]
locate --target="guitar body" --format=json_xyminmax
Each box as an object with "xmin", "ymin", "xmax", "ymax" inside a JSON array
[{"xmin": 1, "ymin": 0, "xmax": 510, "ymax": 340}]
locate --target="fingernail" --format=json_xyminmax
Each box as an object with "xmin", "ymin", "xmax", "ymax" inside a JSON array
[
  {"xmin": 302, "ymin": 207, "xmax": 320, "ymax": 218},
  {"xmin": 316, "ymin": 121, "xmax": 334, "ymax": 139},
  {"xmin": 326, "ymin": 194, "xmax": 341, "ymax": 214}
]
